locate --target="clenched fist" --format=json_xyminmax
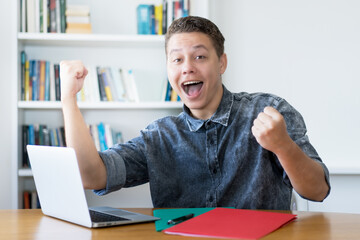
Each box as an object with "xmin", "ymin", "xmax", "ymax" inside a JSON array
[
  {"xmin": 59, "ymin": 60, "xmax": 88, "ymax": 102},
  {"xmin": 251, "ymin": 106, "xmax": 293, "ymax": 154}
]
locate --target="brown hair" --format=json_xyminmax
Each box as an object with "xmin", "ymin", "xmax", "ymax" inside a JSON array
[{"xmin": 165, "ymin": 16, "xmax": 225, "ymax": 58}]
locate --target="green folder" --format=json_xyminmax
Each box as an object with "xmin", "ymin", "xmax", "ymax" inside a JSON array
[{"xmin": 153, "ymin": 208, "xmax": 217, "ymax": 232}]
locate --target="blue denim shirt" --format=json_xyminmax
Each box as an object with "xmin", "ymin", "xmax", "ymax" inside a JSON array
[{"xmin": 95, "ymin": 86, "xmax": 330, "ymax": 210}]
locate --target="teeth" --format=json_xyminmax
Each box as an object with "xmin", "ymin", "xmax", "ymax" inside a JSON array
[{"xmin": 183, "ymin": 81, "xmax": 201, "ymax": 85}]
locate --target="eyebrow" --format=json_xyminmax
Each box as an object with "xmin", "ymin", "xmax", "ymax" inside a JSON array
[{"xmin": 169, "ymin": 44, "xmax": 209, "ymax": 56}]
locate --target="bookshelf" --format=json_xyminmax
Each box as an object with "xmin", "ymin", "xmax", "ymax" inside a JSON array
[{"xmin": 13, "ymin": 0, "xmax": 210, "ymax": 209}]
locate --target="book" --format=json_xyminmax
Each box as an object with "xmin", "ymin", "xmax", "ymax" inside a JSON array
[
  {"xmin": 96, "ymin": 67, "xmax": 107, "ymax": 101},
  {"xmin": 65, "ymin": 23, "xmax": 92, "ymax": 34},
  {"xmin": 59, "ymin": 0, "xmax": 66, "ymax": 33},
  {"xmin": 44, "ymin": 61, "xmax": 50, "ymax": 101},
  {"xmin": 42, "ymin": 0, "xmax": 48, "ymax": 33},
  {"xmin": 110, "ymin": 67, "xmax": 125, "ymax": 101},
  {"xmin": 162, "ymin": 0, "xmax": 168, "ymax": 34},
  {"xmin": 97, "ymin": 122, "xmax": 107, "ymax": 151},
  {"xmin": 65, "ymin": 4, "xmax": 92, "ymax": 34},
  {"xmin": 20, "ymin": 0, "xmax": 26, "ymax": 32},
  {"xmin": 24, "ymin": 60, "xmax": 30, "ymax": 101},
  {"xmin": 49, "ymin": 62, "xmax": 56, "ymax": 101},
  {"xmin": 49, "ymin": 0, "xmax": 57, "ymax": 32},
  {"xmin": 155, "ymin": 4, "xmax": 163, "ymax": 35},
  {"xmin": 137, "ymin": 4, "xmax": 151, "ymax": 35},
  {"xmin": 23, "ymin": 191, "xmax": 30, "ymax": 209},
  {"xmin": 20, "ymin": 51, "xmax": 26, "ymax": 100},
  {"xmin": 22, "ymin": 125, "xmax": 30, "ymax": 167},
  {"xmin": 89, "ymin": 124, "xmax": 100, "ymax": 151},
  {"xmin": 54, "ymin": 64, "xmax": 61, "ymax": 101},
  {"xmin": 122, "ymin": 69, "xmax": 139, "ymax": 102},
  {"xmin": 39, "ymin": 60, "xmax": 46, "ymax": 101},
  {"xmin": 65, "ymin": 4, "xmax": 90, "ymax": 16},
  {"xmin": 164, "ymin": 208, "xmax": 297, "ymax": 240}
]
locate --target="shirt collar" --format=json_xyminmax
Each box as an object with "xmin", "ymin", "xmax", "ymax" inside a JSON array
[{"xmin": 184, "ymin": 85, "xmax": 234, "ymax": 132}]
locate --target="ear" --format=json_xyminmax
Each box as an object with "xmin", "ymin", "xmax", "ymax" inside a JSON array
[{"xmin": 219, "ymin": 53, "xmax": 228, "ymax": 74}]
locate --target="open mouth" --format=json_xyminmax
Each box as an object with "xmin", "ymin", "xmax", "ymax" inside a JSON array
[{"xmin": 182, "ymin": 81, "xmax": 203, "ymax": 97}]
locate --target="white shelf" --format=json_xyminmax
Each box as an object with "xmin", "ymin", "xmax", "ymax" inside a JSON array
[
  {"xmin": 17, "ymin": 33, "xmax": 165, "ymax": 47},
  {"xmin": 18, "ymin": 101, "xmax": 183, "ymax": 110},
  {"xmin": 18, "ymin": 169, "xmax": 32, "ymax": 177},
  {"xmin": 19, "ymin": 166, "xmax": 360, "ymax": 177},
  {"xmin": 328, "ymin": 167, "xmax": 360, "ymax": 175}
]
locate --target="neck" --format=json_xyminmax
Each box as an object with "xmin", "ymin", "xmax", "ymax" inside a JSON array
[{"xmin": 190, "ymin": 86, "xmax": 224, "ymax": 120}]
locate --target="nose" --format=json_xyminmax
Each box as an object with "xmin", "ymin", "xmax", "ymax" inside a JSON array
[{"xmin": 182, "ymin": 59, "xmax": 196, "ymax": 75}]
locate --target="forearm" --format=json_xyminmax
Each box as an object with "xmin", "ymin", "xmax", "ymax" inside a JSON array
[
  {"xmin": 275, "ymin": 140, "xmax": 329, "ymax": 201},
  {"xmin": 62, "ymin": 97, "xmax": 107, "ymax": 190}
]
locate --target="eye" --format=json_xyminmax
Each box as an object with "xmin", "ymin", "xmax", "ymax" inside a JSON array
[{"xmin": 196, "ymin": 55, "xmax": 206, "ymax": 60}]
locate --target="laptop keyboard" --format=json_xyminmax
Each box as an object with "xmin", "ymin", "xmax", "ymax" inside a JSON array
[{"xmin": 89, "ymin": 210, "xmax": 129, "ymax": 223}]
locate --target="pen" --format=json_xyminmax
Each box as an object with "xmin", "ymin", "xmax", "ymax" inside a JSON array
[{"xmin": 167, "ymin": 213, "xmax": 195, "ymax": 225}]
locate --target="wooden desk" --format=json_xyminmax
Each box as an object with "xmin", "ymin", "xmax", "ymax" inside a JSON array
[{"xmin": 1, "ymin": 208, "xmax": 360, "ymax": 239}]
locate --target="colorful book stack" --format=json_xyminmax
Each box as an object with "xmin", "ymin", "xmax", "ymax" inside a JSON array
[
  {"xmin": 20, "ymin": 0, "xmax": 66, "ymax": 33},
  {"xmin": 21, "ymin": 51, "xmax": 179, "ymax": 102},
  {"xmin": 22, "ymin": 123, "xmax": 123, "ymax": 168},
  {"xmin": 77, "ymin": 66, "xmax": 140, "ymax": 103},
  {"xmin": 65, "ymin": 4, "xmax": 92, "ymax": 34},
  {"xmin": 23, "ymin": 190, "xmax": 40, "ymax": 209},
  {"xmin": 162, "ymin": 80, "xmax": 180, "ymax": 102},
  {"xmin": 136, "ymin": 0, "xmax": 190, "ymax": 35},
  {"xmin": 20, "ymin": 51, "xmax": 61, "ymax": 101}
]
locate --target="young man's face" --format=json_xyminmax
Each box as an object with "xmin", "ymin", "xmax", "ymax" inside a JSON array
[{"xmin": 166, "ymin": 32, "xmax": 227, "ymax": 119}]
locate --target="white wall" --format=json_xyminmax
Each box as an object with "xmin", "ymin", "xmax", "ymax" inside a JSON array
[
  {"xmin": 210, "ymin": 0, "xmax": 360, "ymax": 213},
  {"xmin": 211, "ymin": 0, "xmax": 360, "ymax": 172},
  {"xmin": 0, "ymin": 0, "xmax": 15, "ymax": 209}
]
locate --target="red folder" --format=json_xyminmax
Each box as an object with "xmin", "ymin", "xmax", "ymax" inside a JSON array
[{"xmin": 164, "ymin": 207, "xmax": 296, "ymax": 239}]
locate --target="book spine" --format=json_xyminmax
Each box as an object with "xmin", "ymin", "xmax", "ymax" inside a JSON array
[
  {"xmin": 43, "ymin": 0, "xmax": 48, "ymax": 33},
  {"xmin": 21, "ymin": 51, "xmax": 26, "ymax": 100},
  {"xmin": 162, "ymin": 0, "xmax": 168, "ymax": 34},
  {"xmin": 97, "ymin": 122, "xmax": 107, "ymax": 151},
  {"xmin": 110, "ymin": 67, "xmax": 125, "ymax": 101},
  {"xmin": 22, "ymin": 125, "xmax": 29, "ymax": 167},
  {"xmin": 101, "ymin": 69, "xmax": 113, "ymax": 101},
  {"xmin": 55, "ymin": 0, "xmax": 61, "ymax": 33},
  {"xmin": 60, "ymin": 0, "xmax": 66, "ymax": 33},
  {"xmin": 31, "ymin": 60, "xmax": 38, "ymax": 101},
  {"xmin": 39, "ymin": 60, "xmax": 46, "ymax": 101},
  {"xmin": 90, "ymin": 124, "xmax": 101, "ymax": 151},
  {"xmin": 21, "ymin": 0, "xmax": 26, "ymax": 32},
  {"xmin": 35, "ymin": 0, "xmax": 40, "ymax": 32},
  {"xmin": 54, "ymin": 64, "xmax": 61, "ymax": 101},
  {"xmin": 104, "ymin": 124, "xmax": 114, "ymax": 149},
  {"xmin": 25, "ymin": 60, "xmax": 30, "ymax": 101},
  {"xmin": 44, "ymin": 61, "xmax": 50, "ymax": 101},
  {"xmin": 39, "ymin": 0, "xmax": 44, "ymax": 33},
  {"xmin": 27, "ymin": 0, "xmax": 36, "ymax": 33},
  {"xmin": 96, "ymin": 67, "xmax": 107, "ymax": 101},
  {"xmin": 50, "ymin": 0, "xmax": 57, "ymax": 32},
  {"xmin": 23, "ymin": 191, "xmax": 30, "ymax": 209},
  {"xmin": 49, "ymin": 62, "xmax": 55, "ymax": 101}
]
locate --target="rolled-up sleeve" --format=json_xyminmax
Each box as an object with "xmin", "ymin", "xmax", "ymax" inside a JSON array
[{"xmin": 93, "ymin": 150, "xmax": 127, "ymax": 196}]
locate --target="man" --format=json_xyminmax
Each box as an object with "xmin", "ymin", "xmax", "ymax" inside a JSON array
[{"xmin": 60, "ymin": 16, "xmax": 330, "ymax": 210}]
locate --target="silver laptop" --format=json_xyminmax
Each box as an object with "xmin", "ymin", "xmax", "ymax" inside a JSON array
[{"xmin": 26, "ymin": 145, "xmax": 159, "ymax": 228}]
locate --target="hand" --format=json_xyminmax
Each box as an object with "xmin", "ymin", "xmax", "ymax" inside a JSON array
[
  {"xmin": 251, "ymin": 106, "xmax": 293, "ymax": 154},
  {"xmin": 59, "ymin": 60, "xmax": 88, "ymax": 101}
]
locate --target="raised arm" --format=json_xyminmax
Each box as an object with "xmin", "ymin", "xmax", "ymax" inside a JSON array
[
  {"xmin": 60, "ymin": 60, "xmax": 107, "ymax": 190},
  {"xmin": 252, "ymin": 106, "xmax": 329, "ymax": 201}
]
